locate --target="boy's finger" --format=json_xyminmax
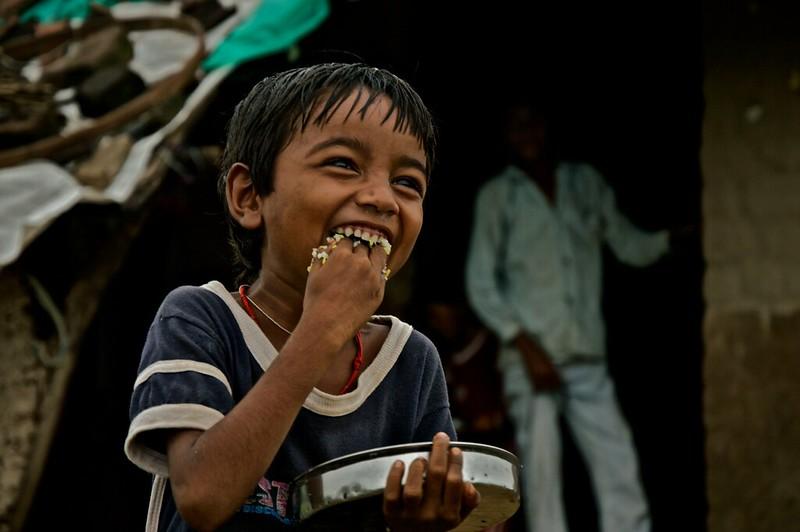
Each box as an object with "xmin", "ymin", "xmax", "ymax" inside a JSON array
[
  {"xmin": 424, "ymin": 432, "xmax": 450, "ymax": 503},
  {"xmin": 308, "ymin": 242, "xmax": 339, "ymax": 268},
  {"xmin": 441, "ymin": 447, "xmax": 464, "ymax": 522},
  {"xmin": 460, "ymin": 482, "xmax": 481, "ymax": 520},
  {"xmin": 350, "ymin": 237, "xmax": 370, "ymax": 257},
  {"xmin": 367, "ymin": 238, "xmax": 389, "ymax": 263},
  {"xmin": 306, "ymin": 247, "xmax": 325, "ymax": 275},
  {"xmin": 383, "ymin": 460, "xmax": 405, "ymax": 516},
  {"xmin": 367, "ymin": 241, "xmax": 391, "ymax": 279},
  {"xmin": 402, "ymin": 457, "xmax": 427, "ymax": 513}
]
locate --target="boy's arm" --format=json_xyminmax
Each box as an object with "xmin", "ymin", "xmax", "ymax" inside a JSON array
[
  {"xmin": 465, "ymin": 184, "xmax": 522, "ymax": 343},
  {"xmin": 596, "ymin": 167, "xmax": 669, "ymax": 267},
  {"xmin": 166, "ymin": 243, "xmax": 391, "ymax": 529},
  {"xmin": 165, "ymin": 318, "xmax": 344, "ymax": 530}
]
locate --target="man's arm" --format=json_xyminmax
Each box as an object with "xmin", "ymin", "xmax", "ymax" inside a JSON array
[
  {"xmin": 465, "ymin": 182, "xmax": 560, "ymax": 391},
  {"xmin": 465, "ymin": 182, "xmax": 523, "ymax": 343},
  {"xmin": 513, "ymin": 332, "xmax": 561, "ymax": 391}
]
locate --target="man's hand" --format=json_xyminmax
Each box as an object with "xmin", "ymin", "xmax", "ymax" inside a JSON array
[
  {"xmin": 514, "ymin": 333, "xmax": 561, "ymax": 392},
  {"xmin": 383, "ymin": 433, "xmax": 481, "ymax": 531}
]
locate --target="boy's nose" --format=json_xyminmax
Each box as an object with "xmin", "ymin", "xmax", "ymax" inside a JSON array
[{"xmin": 355, "ymin": 179, "xmax": 399, "ymax": 216}]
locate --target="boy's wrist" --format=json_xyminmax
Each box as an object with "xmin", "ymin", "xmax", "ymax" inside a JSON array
[{"xmin": 292, "ymin": 315, "xmax": 355, "ymax": 354}]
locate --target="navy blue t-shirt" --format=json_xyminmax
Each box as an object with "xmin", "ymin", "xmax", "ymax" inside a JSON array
[{"xmin": 125, "ymin": 281, "xmax": 455, "ymax": 531}]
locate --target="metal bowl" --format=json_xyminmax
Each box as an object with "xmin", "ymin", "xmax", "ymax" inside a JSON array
[{"xmin": 292, "ymin": 441, "xmax": 520, "ymax": 531}]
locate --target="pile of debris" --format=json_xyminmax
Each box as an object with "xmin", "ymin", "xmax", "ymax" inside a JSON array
[{"xmin": 0, "ymin": 1, "xmax": 233, "ymax": 188}]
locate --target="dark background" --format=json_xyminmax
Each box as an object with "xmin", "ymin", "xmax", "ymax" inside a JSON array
[{"xmin": 22, "ymin": 1, "xmax": 705, "ymax": 530}]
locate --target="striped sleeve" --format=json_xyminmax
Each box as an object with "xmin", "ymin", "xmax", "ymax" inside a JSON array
[{"xmin": 125, "ymin": 303, "xmax": 235, "ymax": 477}]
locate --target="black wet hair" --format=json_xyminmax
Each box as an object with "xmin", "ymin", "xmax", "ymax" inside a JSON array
[{"xmin": 218, "ymin": 62, "xmax": 438, "ymax": 285}]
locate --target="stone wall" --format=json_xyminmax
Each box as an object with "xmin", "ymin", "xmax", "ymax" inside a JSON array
[
  {"xmin": 703, "ymin": 2, "xmax": 800, "ymax": 531},
  {"xmin": 0, "ymin": 272, "xmax": 47, "ymax": 532}
]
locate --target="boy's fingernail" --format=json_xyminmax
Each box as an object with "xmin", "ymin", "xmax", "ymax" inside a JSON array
[
  {"xmin": 393, "ymin": 460, "xmax": 403, "ymax": 469},
  {"xmin": 469, "ymin": 483, "xmax": 480, "ymax": 500}
]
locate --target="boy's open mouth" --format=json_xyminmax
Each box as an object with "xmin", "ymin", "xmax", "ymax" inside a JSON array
[{"xmin": 327, "ymin": 225, "xmax": 392, "ymax": 256}]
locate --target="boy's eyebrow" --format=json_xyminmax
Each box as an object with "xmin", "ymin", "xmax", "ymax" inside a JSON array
[
  {"xmin": 306, "ymin": 136, "xmax": 368, "ymax": 157},
  {"xmin": 394, "ymin": 154, "xmax": 428, "ymax": 177},
  {"xmin": 307, "ymin": 136, "xmax": 428, "ymax": 176}
]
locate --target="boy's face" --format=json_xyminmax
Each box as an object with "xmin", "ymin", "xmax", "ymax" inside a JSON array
[{"xmin": 260, "ymin": 90, "xmax": 428, "ymax": 284}]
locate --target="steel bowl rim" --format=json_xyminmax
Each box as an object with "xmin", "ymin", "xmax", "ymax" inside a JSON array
[{"xmin": 291, "ymin": 441, "xmax": 519, "ymax": 485}]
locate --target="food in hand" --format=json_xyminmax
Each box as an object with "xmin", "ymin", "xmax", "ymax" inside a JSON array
[{"xmin": 306, "ymin": 226, "xmax": 393, "ymax": 277}]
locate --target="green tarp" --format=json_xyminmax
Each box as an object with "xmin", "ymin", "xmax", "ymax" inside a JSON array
[
  {"xmin": 19, "ymin": 0, "xmax": 330, "ymax": 71},
  {"xmin": 21, "ymin": 0, "xmax": 137, "ymax": 23},
  {"xmin": 203, "ymin": 0, "xmax": 329, "ymax": 70}
]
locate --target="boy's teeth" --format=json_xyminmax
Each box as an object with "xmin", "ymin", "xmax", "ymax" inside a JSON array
[{"xmin": 332, "ymin": 226, "xmax": 391, "ymax": 249}]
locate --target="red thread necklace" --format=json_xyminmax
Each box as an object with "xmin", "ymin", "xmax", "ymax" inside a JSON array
[{"xmin": 238, "ymin": 285, "xmax": 364, "ymax": 395}]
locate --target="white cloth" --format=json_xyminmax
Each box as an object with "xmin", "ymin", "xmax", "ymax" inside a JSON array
[
  {"xmin": 1, "ymin": 1, "xmax": 258, "ymax": 268},
  {"xmin": 465, "ymin": 163, "xmax": 669, "ymax": 365},
  {"xmin": 0, "ymin": 162, "xmax": 83, "ymax": 266},
  {"xmin": 502, "ymin": 357, "xmax": 650, "ymax": 532}
]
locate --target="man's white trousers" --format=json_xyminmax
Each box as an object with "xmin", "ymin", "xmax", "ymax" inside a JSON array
[{"xmin": 502, "ymin": 359, "xmax": 650, "ymax": 532}]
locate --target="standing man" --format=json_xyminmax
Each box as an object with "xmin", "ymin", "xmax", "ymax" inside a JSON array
[{"xmin": 466, "ymin": 102, "xmax": 670, "ymax": 532}]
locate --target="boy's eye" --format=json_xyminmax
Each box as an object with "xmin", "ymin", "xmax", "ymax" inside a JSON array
[
  {"xmin": 324, "ymin": 157, "xmax": 357, "ymax": 171},
  {"xmin": 393, "ymin": 176, "xmax": 426, "ymax": 196}
]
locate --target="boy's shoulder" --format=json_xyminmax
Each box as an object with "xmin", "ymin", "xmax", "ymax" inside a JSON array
[
  {"xmin": 396, "ymin": 325, "xmax": 444, "ymax": 377},
  {"xmin": 162, "ymin": 283, "xmax": 214, "ymax": 302},
  {"xmin": 156, "ymin": 281, "xmax": 235, "ymax": 326},
  {"xmin": 404, "ymin": 326, "xmax": 437, "ymax": 356},
  {"xmin": 368, "ymin": 316, "xmax": 439, "ymax": 367}
]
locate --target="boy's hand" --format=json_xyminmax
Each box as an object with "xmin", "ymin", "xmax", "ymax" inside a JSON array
[
  {"xmin": 302, "ymin": 237, "xmax": 389, "ymax": 347},
  {"xmin": 383, "ymin": 433, "xmax": 481, "ymax": 531}
]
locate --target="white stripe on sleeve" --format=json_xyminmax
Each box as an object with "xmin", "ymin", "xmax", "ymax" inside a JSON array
[{"xmin": 134, "ymin": 359, "xmax": 233, "ymax": 396}]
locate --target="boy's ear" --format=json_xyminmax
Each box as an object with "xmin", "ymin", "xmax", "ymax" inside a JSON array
[{"xmin": 226, "ymin": 163, "xmax": 262, "ymax": 230}]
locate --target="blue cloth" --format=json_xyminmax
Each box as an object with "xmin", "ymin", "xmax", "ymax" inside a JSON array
[{"xmin": 125, "ymin": 281, "xmax": 454, "ymax": 531}]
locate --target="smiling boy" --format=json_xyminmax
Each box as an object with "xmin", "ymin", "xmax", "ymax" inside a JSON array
[{"xmin": 124, "ymin": 63, "xmax": 479, "ymax": 531}]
